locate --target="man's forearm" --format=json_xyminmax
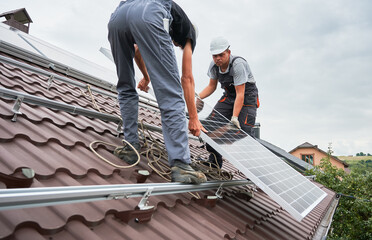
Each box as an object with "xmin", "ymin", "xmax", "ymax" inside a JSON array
[
  {"xmin": 233, "ymin": 95, "xmax": 244, "ymax": 117},
  {"xmin": 199, "ymin": 85, "xmax": 215, "ymax": 99},
  {"xmin": 199, "ymin": 79, "xmax": 217, "ymax": 99},
  {"xmin": 134, "ymin": 45, "xmax": 150, "ymax": 81},
  {"xmin": 182, "ymin": 77, "xmax": 198, "ymax": 119},
  {"xmin": 233, "ymin": 84, "xmax": 245, "ymax": 117}
]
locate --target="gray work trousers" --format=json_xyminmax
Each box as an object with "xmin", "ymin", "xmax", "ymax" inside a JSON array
[{"xmin": 108, "ymin": 0, "xmax": 190, "ymax": 166}]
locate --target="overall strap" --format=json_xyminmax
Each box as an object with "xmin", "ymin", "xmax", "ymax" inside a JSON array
[
  {"xmin": 230, "ymin": 56, "xmax": 246, "ymax": 65},
  {"xmin": 228, "ymin": 56, "xmax": 246, "ymax": 76}
]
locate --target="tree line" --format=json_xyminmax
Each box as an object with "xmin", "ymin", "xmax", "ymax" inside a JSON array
[{"xmin": 306, "ymin": 152, "xmax": 371, "ymax": 239}]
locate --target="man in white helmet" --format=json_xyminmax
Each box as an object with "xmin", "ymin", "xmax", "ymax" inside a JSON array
[
  {"xmin": 197, "ymin": 36, "xmax": 259, "ymax": 168},
  {"xmin": 108, "ymin": 0, "xmax": 206, "ymax": 183}
]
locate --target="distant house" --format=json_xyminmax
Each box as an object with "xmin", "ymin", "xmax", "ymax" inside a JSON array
[{"xmin": 289, "ymin": 142, "xmax": 348, "ymax": 171}]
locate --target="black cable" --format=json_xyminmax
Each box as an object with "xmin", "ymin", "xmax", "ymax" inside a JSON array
[{"xmin": 336, "ymin": 193, "xmax": 371, "ymax": 202}]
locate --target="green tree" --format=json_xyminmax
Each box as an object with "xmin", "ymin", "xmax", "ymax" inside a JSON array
[{"xmin": 306, "ymin": 156, "xmax": 372, "ymax": 239}]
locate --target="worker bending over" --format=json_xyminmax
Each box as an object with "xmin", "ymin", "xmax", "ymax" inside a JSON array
[{"xmin": 108, "ymin": 0, "xmax": 206, "ymax": 183}]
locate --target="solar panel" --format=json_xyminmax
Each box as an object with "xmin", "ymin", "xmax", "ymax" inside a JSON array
[
  {"xmin": 106, "ymin": 50, "xmax": 327, "ymax": 222},
  {"xmin": 0, "ymin": 22, "xmax": 117, "ymax": 85},
  {"xmin": 196, "ymin": 99, "xmax": 327, "ymax": 221}
]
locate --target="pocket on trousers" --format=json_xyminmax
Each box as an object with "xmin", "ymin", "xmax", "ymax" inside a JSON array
[
  {"xmin": 159, "ymin": 36, "xmax": 177, "ymax": 74},
  {"xmin": 243, "ymin": 107, "xmax": 257, "ymax": 127}
]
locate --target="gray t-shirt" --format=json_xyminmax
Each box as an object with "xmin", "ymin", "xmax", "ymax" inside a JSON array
[{"xmin": 207, "ymin": 55, "xmax": 255, "ymax": 85}]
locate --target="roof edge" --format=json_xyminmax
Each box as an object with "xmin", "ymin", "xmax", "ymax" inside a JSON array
[{"xmin": 312, "ymin": 195, "xmax": 340, "ymax": 240}]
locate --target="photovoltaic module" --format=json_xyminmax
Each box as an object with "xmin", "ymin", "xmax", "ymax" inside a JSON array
[{"xmin": 196, "ymin": 99, "xmax": 327, "ymax": 221}]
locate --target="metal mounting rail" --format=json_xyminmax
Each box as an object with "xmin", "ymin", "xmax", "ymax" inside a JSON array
[
  {"xmin": 0, "ymin": 87, "xmax": 198, "ymax": 140},
  {"xmin": 0, "ymin": 180, "xmax": 252, "ymax": 211},
  {"xmin": 0, "ymin": 54, "xmax": 159, "ymax": 108},
  {"xmin": 0, "ymin": 87, "xmax": 121, "ymax": 123}
]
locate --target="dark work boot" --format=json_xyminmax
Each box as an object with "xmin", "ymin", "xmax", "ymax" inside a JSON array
[
  {"xmin": 205, "ymin": 144, "xmax": 223, "ymax": 168},
  {"xmin": 207, "ymin": 152, "xmax": 223, "ymax": 168},
  {"xmin": 171, "ymin": 160, "xmax": 207, "ymax": 184},
  {"xmin": 114, "ymin": 142, "xmax": 141, "ymax": 165}
]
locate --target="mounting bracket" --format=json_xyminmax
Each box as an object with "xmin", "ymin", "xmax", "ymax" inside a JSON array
[
  {"xmin": 116, "ymin": 119, "xmax": 123, "ymax": 138},
  {"xmin": 11, "ymin": 96, "xmax": 24, "ymax": 122},
  {"xmin": 138, "ymin": 187, "xmax": 154, "ymax": 210},
  {"xmin": 48, "ymin": 63, "xmax": 56, "ymax": 70},
  {"xmin": 66, "ymin": 67, "xmax": 71, "ymax": 76},
  {"xmin": 47, "ymin": 75, "xmax": 54, "ymax": 90},
  {"xmin": 215, "ymin": 183, "xmax": 224, "ymax": 199}
]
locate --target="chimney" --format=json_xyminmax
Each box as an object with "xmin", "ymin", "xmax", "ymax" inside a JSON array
[
  {"xmin": 253, "ymin": 122, "xmax": 260, "ymax": 139},
  {"xmin": 0, "ymin": 8, "xmax": 33, "ymax": 33}
]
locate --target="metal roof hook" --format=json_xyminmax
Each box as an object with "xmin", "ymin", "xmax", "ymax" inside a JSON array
[
  {"xmin": 47, "ymin": 75, "xmax": 54, "ymax": 90},
  {"xmin": 66, "ymin": 67, "xmax": 71, "ymax": 76},
  {"xmin": 48, "ymin": 63, "xmax": 56, "ymax": 70},
  {"xmin": 116, "ymin": 119, "xmax": 123, "ymax": 138},
  {"xmin": 138, "ymin": 187, "xmax": 154, "ymax": 210},
  {"xmin": 215, "ymin": 183, "xmax": 224, "ymax": 199},
  {"xmin": 12, "ymin": 96, "xmax": 24, "ymax": 122}
]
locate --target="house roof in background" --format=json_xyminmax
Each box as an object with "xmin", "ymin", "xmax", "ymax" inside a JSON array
[
  {"xmin": 0, "ymin": 20, "xmax": 336, "ymax": 240},
  {"xmin": 257, "ymin": 139, "xmax": 314, "ymax": 172},
  {"xmin": 289, "ymin": 142, "xmax": 348, "ymax": 167}
]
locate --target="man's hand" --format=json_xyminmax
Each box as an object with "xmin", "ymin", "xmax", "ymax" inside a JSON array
[
  {"xmin": 231, "ymin": 116, "xmax": 241, "ymax": 129},
  {"xmin": 137, "ymin": 77, "xmax": 150, "ymax": 92},
  {"xmin": 188, "ymin": 118, "xmax": 207, "ymax": 137}
]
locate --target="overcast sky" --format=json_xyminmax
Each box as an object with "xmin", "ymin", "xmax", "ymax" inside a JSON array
[{"xmin": 1, "ymin": 0, "xmax": 371, "ymax": 156}]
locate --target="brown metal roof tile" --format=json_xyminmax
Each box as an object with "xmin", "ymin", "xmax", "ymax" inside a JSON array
[
  {"xmin": 0, "ymin": 54, "xmax": 337, "ymax": 240},
  {"xmin": 0, "ymin": 138, "xmax": 157, "ymax": 178}
]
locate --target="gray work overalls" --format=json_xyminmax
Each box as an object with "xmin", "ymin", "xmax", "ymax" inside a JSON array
[
  {"xmin": 108, "ymin": 0, "xmax": 191, "ymax": 166},
  {"xmin": 206, "ymin": 56, "xmax": 259, "ymax": 167}
]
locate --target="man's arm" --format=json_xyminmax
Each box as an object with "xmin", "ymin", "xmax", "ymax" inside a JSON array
[
  {"xmin": 233, "ymin": 84, "xmax": 245, "ymax": 117},
  {"xmin": 134, "ymin": 44, "xmax": 150, "ymax": 92},
  {"xmin": 198, "ymin": 79, "xmax": 218, "ymax": 99},
  {"xmin": 181, "ymin": 39, "xmax": 205, "ymax": 136}
]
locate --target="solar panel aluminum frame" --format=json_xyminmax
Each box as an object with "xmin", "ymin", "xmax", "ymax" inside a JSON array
[
  {"xmin": 196, "ymin": 100, "xmax": 327, "ymax": 222},
  {"xmin": 201, "ymin": 131, "xmax": 326, "ymax": 221},
  {"xmin": 0, "ymin": 24, "xmax": 116, "ymax": 92}
]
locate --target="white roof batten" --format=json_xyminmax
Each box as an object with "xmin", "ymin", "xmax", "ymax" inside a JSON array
[{"xmin": 197, "ymin": 100, "xmax": 327, "ymax": 221}]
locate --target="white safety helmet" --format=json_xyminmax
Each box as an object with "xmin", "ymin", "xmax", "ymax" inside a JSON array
[{"xmin": 210, "ymin": 36, "xmax": 230, "ymax": 55}]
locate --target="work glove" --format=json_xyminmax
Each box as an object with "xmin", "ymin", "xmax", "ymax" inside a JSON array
[{"xmin": 231, "ymin": 116, "xmax": 241, "ymax": 129}]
